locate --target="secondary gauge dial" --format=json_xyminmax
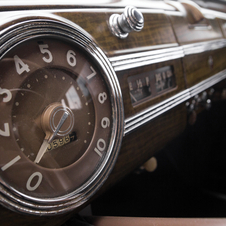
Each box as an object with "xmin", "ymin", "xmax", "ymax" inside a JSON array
[
  {"xmin": 128, "ymin": 66, "xmax": 176, "ymax": 105},
  {"xmin": 0, "ymin": 36, "xmax": 116, "ymax": 202}
]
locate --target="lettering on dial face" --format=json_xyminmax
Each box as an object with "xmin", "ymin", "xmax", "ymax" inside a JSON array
[
  {"xmin": 0, "ymin": 37, "xmax": 113, "ymax": 199},
  {"xmin": 128, "ymin": 66, "xmax": 176, "ymax": 105}
]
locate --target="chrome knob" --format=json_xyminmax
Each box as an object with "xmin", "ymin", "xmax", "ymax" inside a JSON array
[{"xmin": 109, "ymin": 6, "xmax": 144, "ymax": 39}]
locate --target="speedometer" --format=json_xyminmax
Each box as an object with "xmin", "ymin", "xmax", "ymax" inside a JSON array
[{"xmin": 0, "ymin": 16, "xmax": 124, "ymax": 215}]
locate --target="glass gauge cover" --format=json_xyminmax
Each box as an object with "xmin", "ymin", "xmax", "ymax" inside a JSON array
[{"xmin": 0, "ymin": 18, "xmax": 123, "ymax": 215}]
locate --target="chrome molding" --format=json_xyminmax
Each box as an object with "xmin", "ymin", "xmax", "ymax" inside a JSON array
[
  {"xmin": 108, "ymin": 38, "xmax": 226, "ymax": 134},
  {"xmin": 124, "ymin": 68, "xmax": 226, "ymax": 135},
  {"xmin": 164, "ymin": 11, "xmax": 183, "ymax": 16},
  {"xmin": 0, "ymin": 1, "xmax": 176, "ymax": 11},
  {"xmin": 190, "ymin": 69, "xmax": 226, "ymax": 97},
  {"xmin": 202, "ymin": 8, "xmax": 226, "ymax": 20},
  {"xmin": 112, "ymin": 43, "xmax": 179, "ymax": 55},
  {"xmin": 109, "ymin": 39, "xmax": 226, "ymax": 72},
  {"xmin": 183, "ymin": 39, "xmax": 226, "ymax": 55},
  {"xmin": 125, "ymin": 89, "xmax": 190, "ymax": 134},
  {"xmin": 109, "ymin": 46, "xmax": 184, "ymax": 71},
  {"xmin": 0, "ymin": 15, "xmax": 124, "ymax": 216}
]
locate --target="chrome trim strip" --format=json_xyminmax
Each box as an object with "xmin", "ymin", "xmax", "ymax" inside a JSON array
[
  {"xmin": 109, "ymin": 39, "xmax": 226, "ymax": 72},
  {"xmin": 0, "ymin": 1, "xmax": 176, "ymax": 11},
  {"xmin": 124, "ymin": 68, "xmax": 226, "ymax": 135},
  {"xmin": 109, "ymin": 46, "xmax": 184, "ymax": 71},
  {"xmin": 202, "ymin": 8, "xmax": 226, "ymax": 20},
  {"xmin": 124, "ymin": 90, "xmax": 190, "ymax": 134},
  {"xmin": 190, "ymin": 69, "xmax": 226, "ymax": 97},
  {"xmin": 109, "ymin": 46, "xmax": 182, "ymax": 62},
  {"xmin": 111, "ymin": 43, "xmax": 179, "ymax": 55},
  {"xmin": 0, "ymin": 16, "xmax": 124, "ymax": 216},
  {"xmin": 164, "ymin": 11, "xmax": 183, "ymax": 16},
  {"xmin": 183, "ymin": 39, "xmax": 226, "ymax": 55}
]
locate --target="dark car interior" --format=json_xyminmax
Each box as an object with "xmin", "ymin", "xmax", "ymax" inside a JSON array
[{"xmin": 1, "ymin": 0, "xmax": 226, "ymax": 225}]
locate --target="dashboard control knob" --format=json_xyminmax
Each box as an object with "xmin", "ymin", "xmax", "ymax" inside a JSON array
[
  {"xmin": 186, "ymin": 101, "xmax": 195, "ymax": 112},
  {"xmin": 201, "ymin": 91, "xmax": 207, "ymax": 101},
  {"xmin": 109, "ymin": 6, "xmax": 144, "ymax": 39},
  {"xmin": 208, "ymin": 88, "xmax": 215, "ymax": 96},
  {"xmin": 201, "ymin": 99, "xmax": 212, "ymax": 110},
  {"xmin": 144, "ymin": 157, "xmax": 157, "ymax": 172}
]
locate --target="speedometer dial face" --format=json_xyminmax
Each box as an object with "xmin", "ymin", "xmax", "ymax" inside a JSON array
[{"xmin": 0, "ymin": 35, "xmax": 117, "ymax": 203}]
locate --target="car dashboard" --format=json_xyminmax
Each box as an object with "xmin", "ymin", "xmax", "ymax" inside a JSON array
[{"xmin": 1, "ymin": 0, "xmax": 226, "ymax": 225}]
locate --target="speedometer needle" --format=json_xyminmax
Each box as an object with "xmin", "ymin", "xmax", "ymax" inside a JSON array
[
  {"xmin": 34, "ymin": 139, "xmax": 49, "ymax": 164},
  {"xmin": 34, "ymin": 111, "xmax": 69, "ymax": 164}
]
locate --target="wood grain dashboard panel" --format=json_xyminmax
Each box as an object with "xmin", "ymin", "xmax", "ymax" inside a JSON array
[
  {"xmin": 56, "ymin": 11, "xmax": 177, "ymax": 56},
  {"xmin": 184, "ymin": 47, "xmax": 226, "ymax": 87},
  {"xmin": 168, "ymin": 13, "xmax": 223, "ymax": 44},
  {"xmin": 168, "ymin": 12, "xmax": 226, "ymax": 87},
  {"xmin": 1, "ymin": 2, "xmax": 226, "ymax": 226}
]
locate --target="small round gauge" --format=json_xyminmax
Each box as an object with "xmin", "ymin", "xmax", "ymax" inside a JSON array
[{"xmin": 0, "ymin": 17, "xmax": 123, "ymax": 215}]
